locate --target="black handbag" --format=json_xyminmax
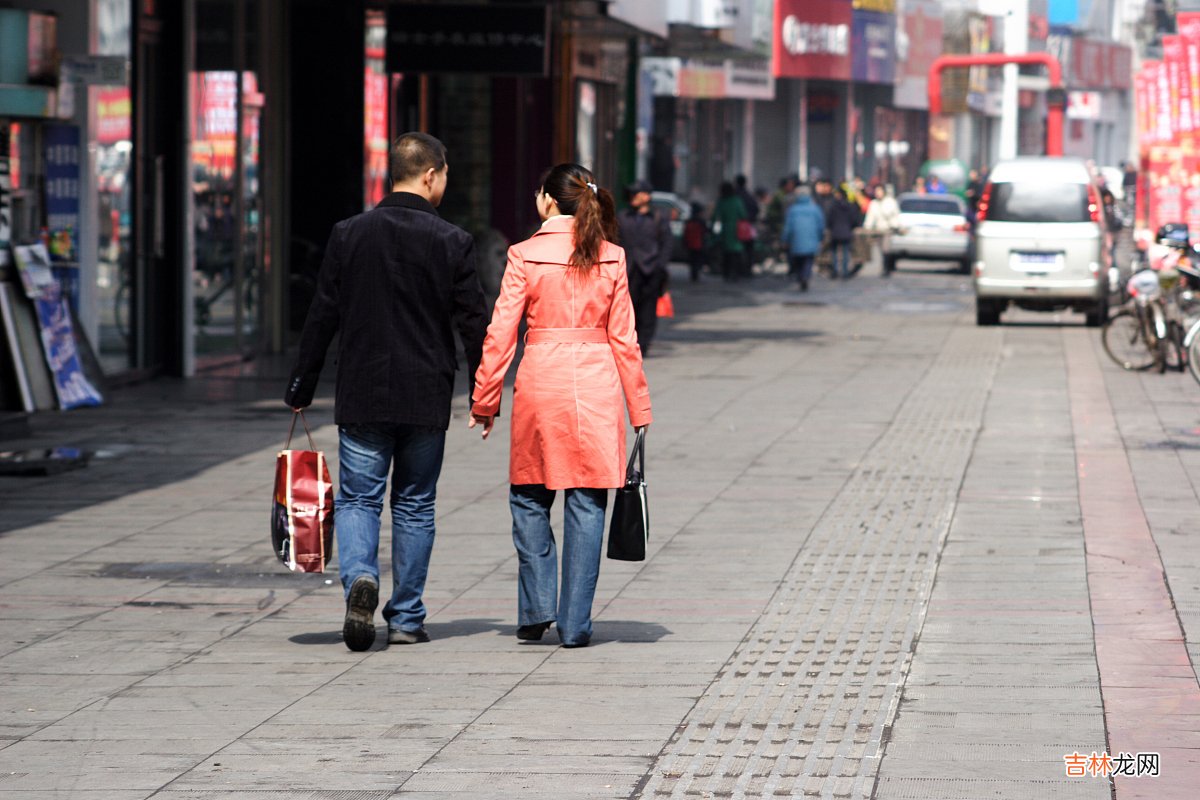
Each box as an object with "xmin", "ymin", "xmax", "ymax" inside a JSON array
[{"xmin": 607, "ymin": 429, "xmax": 648, "ymax": 561}]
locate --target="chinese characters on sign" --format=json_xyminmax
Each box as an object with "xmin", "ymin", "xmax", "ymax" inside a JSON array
[
  {"xmin": 773, "ymin": 0, "xmax": 853, "ymax": 81},
  {"xmin": 1063, "ymin": 751, "xmax": 1160, "ymax": 778},
  {"xmin": 386, "ymin": 4, "xmax": 548, "ymax": 75}
]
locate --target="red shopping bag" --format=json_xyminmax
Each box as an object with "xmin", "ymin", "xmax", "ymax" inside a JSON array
[
  {"xmin": 272, "ymin": 411, "xmax": 334, "ymax": 573},
  {"xmin": 656, "ymin": 291, "xmax": 675, "ymax": 318}
]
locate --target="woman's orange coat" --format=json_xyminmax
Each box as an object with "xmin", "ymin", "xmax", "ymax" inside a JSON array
[{"xmin": 472, "ymin": 217, "xmax": 653, "ymax": 490}]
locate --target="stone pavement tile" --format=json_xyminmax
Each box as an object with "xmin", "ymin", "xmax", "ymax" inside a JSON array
[
  {"xmin": 396, "ymin": 770, "xmax": 634, "ymax": 796},
  {"xmin": 0, "ymin": 738, "xmax": 226, "ymax": 759},
  {"xmin": 0, "ymin": 767, "xmax": 189, "ymax": 791},
  {"xmin": 0, "ymin": 793, "xmax": 152, "ymax": 800},
  {"xmin": 872, "ymin": 776, "xmax": 1111, "ymax": 799},
  {"xmin": 163, "ymin": 753, "xmax": 423, "ymax": 792},
  {"xmin": 244, "ymin": 723, "xmax": 464, "ymax": 741}
]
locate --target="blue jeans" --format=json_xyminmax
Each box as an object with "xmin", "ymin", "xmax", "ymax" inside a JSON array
[
  {"xmin": 336, "ymin": 424, "xmax": 445, "ymax": 633},
  {"xmin": 509, "ymin": 485, "xmax": 608, "ymax": 646},
  {"xmin": 831, "ymin": 240, "xmax": 851, "ymax": 277},
  {"xmin": 788, "ymin": 253, "xmax": 814, "ymax": 283}
]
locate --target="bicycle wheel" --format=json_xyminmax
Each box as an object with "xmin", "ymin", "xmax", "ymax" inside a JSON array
[
  {"xmin": 1187, "ymin": 322, "xmax": 1200, "ymax": 385},
  {"xmin": 1164, "ymin": 321, "xmax": 1187, "ymax": 373},
  {"xmin": 1102, "ymin": 310, "xmax": 1158, "ymax": 371},
  {"xmin": 1152, "ymin": 306, "xmax": 1169, "ymax": 374}
]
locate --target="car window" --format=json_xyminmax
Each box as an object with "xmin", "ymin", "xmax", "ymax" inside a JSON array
[
  {"xmin": 899, "ymin": 198, "xmax": 962, "ymax": 215},
  {"xmin": 986, "ymin": 182, "xmax": 1090, "ymax": 223},
  {"xmin": 649, "ymin": 201, "xmax": 681, "ymax": 220}
]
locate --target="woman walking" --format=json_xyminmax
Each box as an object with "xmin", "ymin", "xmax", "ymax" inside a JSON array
[
  {"xmin": 469, "ymin": 163, "xmax": 653, "ymax": 648},
  {"xmin": 714, "ymin": 181, "xmax": 748, "ymax": 282}
]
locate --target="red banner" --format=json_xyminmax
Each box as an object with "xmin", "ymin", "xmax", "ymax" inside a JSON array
[
  {"xmin": 773, "ymin": 0, "xmax": 852, "ymax": 80},
  {"xmin": 96, "ymin": 88, "xmax": 131, "ymax": 145},
  {"xmin": 1164, "ymin": 36, "xmax": 1187, "ymax": 147}
]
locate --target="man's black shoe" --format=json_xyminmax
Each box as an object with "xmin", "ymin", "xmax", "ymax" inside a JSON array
[
  {"xmin": 343, "ymin": 576, "xmax": 379, "ymax": 652},
  {"xmin": 388, "ymin": 627, "xmax": 430, "ymax": 645},
  {"xmin": 516, "ymin": 621, "xmax": 552, "ymax": 641}
]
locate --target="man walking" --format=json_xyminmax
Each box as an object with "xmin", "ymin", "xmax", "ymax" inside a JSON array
[
  {"xmin": 284, "ymin": 132, "xmax": 487, "ymax": 651},
  {"xmin": 781, "ymin": 185, "xmax": 825, "ymax": 292},
  {"xmin": 618, "ymin": 179, "xmax": 672, "ymax": 355}
]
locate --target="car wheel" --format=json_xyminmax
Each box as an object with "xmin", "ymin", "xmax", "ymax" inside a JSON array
[
  {"xmin": 975, "ymin": 297, "xmax": 1000, "ymax": 326},
  {"xmin": 1084, "ymin": 295, "xmax": 1108, "ymax": 328}
]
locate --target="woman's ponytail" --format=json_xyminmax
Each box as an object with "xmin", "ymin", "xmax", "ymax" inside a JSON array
[{"xmin": 541, "ymin": 163, "xmax": 617, "ymax": 271}]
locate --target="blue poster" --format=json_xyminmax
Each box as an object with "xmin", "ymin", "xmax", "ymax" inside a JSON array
[
  {"xmin": 33, "ymin": 286, "xmax": 103, "ymax": 410},
  {"xmin": 43, "ymin": 124, "xmax": 80, "ymax": 264},
  {"xmin": 851, "ymin": 10, "xmax": 897, "ymax": 85}
]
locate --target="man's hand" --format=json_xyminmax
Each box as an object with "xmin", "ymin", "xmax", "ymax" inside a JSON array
[{"xmin": 469, "ymin": 413, "xmax": 495, "ymax": 440}]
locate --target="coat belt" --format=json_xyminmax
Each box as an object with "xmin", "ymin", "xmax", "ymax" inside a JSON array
[{"xmin": 525, "ymin": 327, "xmax": 609, "ymax": 345}]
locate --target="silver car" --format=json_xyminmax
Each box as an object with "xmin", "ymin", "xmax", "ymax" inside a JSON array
[
  {"xmin": 973, "ymin": 157, "xmax": 1108, "ymax": 326},
  {"xmin": 884, "ymin": 193, "xmax": 973, "ymax": 274}
]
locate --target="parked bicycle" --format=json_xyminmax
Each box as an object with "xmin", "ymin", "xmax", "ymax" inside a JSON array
[{"xmin": 1102, "ymin": 242, "xmax": 1200, "ymax": 373}]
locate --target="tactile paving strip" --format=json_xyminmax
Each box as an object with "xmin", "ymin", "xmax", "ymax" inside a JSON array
[{"xmin": 635, "ymin": 328, "xmax": 998, "ymax": 799}]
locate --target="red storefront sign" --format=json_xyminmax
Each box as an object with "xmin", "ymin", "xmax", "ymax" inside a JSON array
[
  {"xmin": 773, "ymin": 0, "xmax": 852, "ymax": 81},
  {"xmin": 96, "ymin": 88, "xmax": 131, "ymax": 144},
  {"xmin": 1070, "ymin": 38, "xmax": 1132, "ymax": 90}
]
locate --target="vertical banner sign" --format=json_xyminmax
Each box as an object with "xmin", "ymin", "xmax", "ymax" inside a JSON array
[
  {"xmin": 0, "ymin": 133, "xmax": 10, "ymax": 268},
  {"xmin": 1180, "ymin": 14, "xmax": 1200, "ymax": 239},
  {"xmin": 44, "ymin": 125, "xmax": 81, "ymax": 263},
  {"xmin": 44, "ymin": 125, "xmax": 82, "ymax": 311},
  {"xmin": 1164, "ymin": 36, "xmax": 1190, "ymax": 232}
]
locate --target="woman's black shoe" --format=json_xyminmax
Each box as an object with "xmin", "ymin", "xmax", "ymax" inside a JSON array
[{"xmin": 516, "ymin": 621, "xmax": 552, "ymax": 641}]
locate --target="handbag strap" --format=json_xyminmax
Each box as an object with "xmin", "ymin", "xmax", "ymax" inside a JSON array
[
  {"xmin": 626, "ymin": 429, "xmax": 645, "ymax": 479},
  {"xmin": 285, "ymin": 409, "xmax": 317, "ymax": 451}
]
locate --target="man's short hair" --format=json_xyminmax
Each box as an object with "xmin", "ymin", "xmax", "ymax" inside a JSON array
[{"xmin": 390, "ymin": 132, "xmax": 447, "ymax": 184}]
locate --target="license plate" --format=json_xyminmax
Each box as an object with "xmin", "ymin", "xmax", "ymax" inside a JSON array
[{"xmin": 1011, "ymin": 252, "xmax": 1063, "ymax": 272}]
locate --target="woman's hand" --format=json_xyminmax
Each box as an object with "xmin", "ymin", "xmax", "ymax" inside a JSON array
[{"xmin": 469, "ymin": 413, "xmax": 495, "ymax": 440}]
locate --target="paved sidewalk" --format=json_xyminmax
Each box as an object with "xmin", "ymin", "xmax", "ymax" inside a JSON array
[{"xmin": 1, "ymin": 262, "xmax": 1198, "ymax": 798}]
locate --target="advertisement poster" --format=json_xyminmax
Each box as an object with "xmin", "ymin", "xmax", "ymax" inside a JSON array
[
  {"xmin": 851, "ymin": 9, "xmax": 896, "ymax": 85},
  {"xmin": 44, "ymin": 125, "xmax": 81, "ymax": 264},
  {"xmin": 0, "ymin": 151, "xmax": 10, "ymax": 268},
  {"xmin": 773, "ymin": 0, "xmax": 852, "ymax": 81},
  {"xmin": 12, "ymin": 244, "xmax": 103, "ymax": 410},
  {"xmin": 893, "ymin": 0, "xmax": 943, "ymax": 110}
]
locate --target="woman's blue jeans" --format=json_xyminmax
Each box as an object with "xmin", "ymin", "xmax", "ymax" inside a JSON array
[
  {"xmin": 336, "ymin": 424, "xmax": 445, "ymax": 634},
  {"xmin": 509, "ymin": 485, "xmax": 608, "ymax": 646}
]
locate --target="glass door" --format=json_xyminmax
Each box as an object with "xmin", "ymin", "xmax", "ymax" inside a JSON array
[{"xmin": 192, "ymin": 0, "xmax": 261, "ymax": 359}]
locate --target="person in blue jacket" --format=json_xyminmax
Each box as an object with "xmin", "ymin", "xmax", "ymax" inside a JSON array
[{"xmin": 781, "ymin": 185, "xmax": 826, "ymax": 291}]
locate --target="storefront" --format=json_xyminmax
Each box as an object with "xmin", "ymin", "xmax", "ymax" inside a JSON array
[{"xmin": 769, "ymin": 0, "xmax": 854, "ymax": 182}]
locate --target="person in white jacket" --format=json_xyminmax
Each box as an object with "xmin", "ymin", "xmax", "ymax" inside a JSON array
[{"xmin": 863, "ymin": 185, "xmax": 900, "ymax": 275}]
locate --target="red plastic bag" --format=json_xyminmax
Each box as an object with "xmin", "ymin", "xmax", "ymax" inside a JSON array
[
  {"xmin": 656, "ymin": 291, "xmax": 675, "ymax": 318},
  {"xmin": 272, "ymin": 411, "xmax": 334, "ymax": 572},
  {"xmin": 736, "ymin": 219, "xmax": 756, "ymax": 242}
]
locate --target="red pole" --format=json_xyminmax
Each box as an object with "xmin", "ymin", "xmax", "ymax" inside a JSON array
[{"xmin": 928, "ymin": 52, "xmax": 1065, "ymax": 156}]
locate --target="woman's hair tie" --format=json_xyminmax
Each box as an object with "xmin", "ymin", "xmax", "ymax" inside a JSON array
[{"xmin": 586, "ymin": 182, "xmax": 598, "ymax": 193}]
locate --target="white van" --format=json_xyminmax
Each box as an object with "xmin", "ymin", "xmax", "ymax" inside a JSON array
[{"xmin": 973, "ymin": 157, "xmax": 1108, "ymax": 326}]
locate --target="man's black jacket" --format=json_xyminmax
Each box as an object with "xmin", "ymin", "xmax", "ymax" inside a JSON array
[
  {"xmin": 617, "ymin": 207, "xmax": 673, "ymax": 277},
  {"xmin": 284, "ymin": 192, "xmax": 488, "ymax": 429}
]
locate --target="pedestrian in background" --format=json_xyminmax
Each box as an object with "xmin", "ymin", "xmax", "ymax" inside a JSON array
[
  {"xmin": 825, "ymin": 187, "xmax": 859, "ymax": 280},
  {"xmin": 284, "ymin": 132, "xmax": 487, "ymax": 651},
  {"xmin": 1122, "ymin": 160, "xmax": 1138, "ymax": 217},
  {"xmin": 714, "ymin": 181, "xmax": 748, "ymax": 282},
  {"xmin": 617, "ymin": 180, "xmax": 672, "ymax": 355},
  {"xmin": 735, "ymin": 174, "xmax": 760, "ymax": 277},
  {"xmin": 782, "ymin": 184, "xmax": 824, "ymax": 292},
  {"xmin": 684, "ymin": 202, "xmax": 709, "ymax": 282},
  {"xmin": 763, "ymin": 174, "xmax": 799, "ymax": 250},
  {"xmin": 470, "ymin": 163, "xmax": 653, "ymax": 648},
  {"xmin": 863, "ymin": 184, "xmax": 900, "ymax": 275},
  {"xmin": 813, "ymin": 178, "xmax": 836, "ymax": 277}
]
